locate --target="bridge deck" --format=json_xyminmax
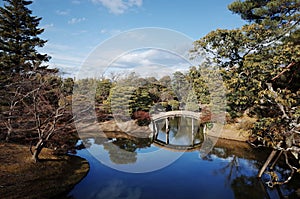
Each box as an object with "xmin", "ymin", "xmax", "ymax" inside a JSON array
[{"xmin": 151, "ymin": 110, "xmax": 201, "ymax": 121}]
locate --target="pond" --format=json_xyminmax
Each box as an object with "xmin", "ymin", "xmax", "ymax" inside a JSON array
[{"xmin": 68, "ymin": 117, "xmax": 300, "ymax": 199}]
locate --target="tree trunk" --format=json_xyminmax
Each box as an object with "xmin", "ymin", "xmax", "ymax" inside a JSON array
[
  {"xmin": 32, "ymin": 139, "xmax": 44, "ymax": 163},
  {"xmin": 257, "ymin": 150, "xmax": 277, "ymax": 178},
  {"xmin": 5, "ymin": 129, "xmax": 11, "ymax": 142}
]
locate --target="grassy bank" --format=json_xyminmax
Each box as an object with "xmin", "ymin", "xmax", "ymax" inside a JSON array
[{"xmin": 0, "ymin": 142, "xmax": 89, "ymax": 199}]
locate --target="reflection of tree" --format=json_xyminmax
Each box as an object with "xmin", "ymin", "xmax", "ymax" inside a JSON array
[
  {"xmin": 209, "ymin": 147, "xmax": 229, "ymax": 159},
  {"xmin": 206, "ymin": 148, "xmax": 269, "ymax": 198},
  {"xmin": 78, "ymin": 138, "xmax": 108, "ymax": 151},
  {"xmin": 169, "ymin": 117, "xmax": 179, "ymax": 132},
  {"xmin": 216, "ymin": 156, "xmax": 241, "ymax": 187},
  {"xmin": 231, "ymin": 176, "xmax": 267, "ymax": 199},
  {"xmin": 175, "ymin": 117, "xmax": 189, "ymax": 139},
  {"xmin": 103, "ymin": 137, "xmax": 151, "ymax": 164},
  {"xmin": 207, "ymin": 147, "xmax": 256, "ymax": 187},
  {"xmin": 81, "ymin": 138, "xmax": 93, "ymax": 149},
  {"xmin": 112, "ymin": 138, "xmax": 151, "ymax": 152},
  {"xmin": 202, "ymin": 144, "xmax": 300, "ymax": 198},
  {"xmin": 232, "ymin": 173, "xmax": 298, "ymax": 199},
  {"xmin": 171, "ymin": 117, "xmax": 194, "ymax": 139},
  {"xmin": 194, "ymin": 123, "xmax": 204, "ymax": 144},
  {"xmin": 262, "ymin": 163, "xmax": 300, "ymax": 197},
  {"xmin": 199, "ymin": 137, "xmax": 214, "ymax": 158},
  {"xmin": 103, "ymin": 142, "xmax": 137, "ymax": 164}
]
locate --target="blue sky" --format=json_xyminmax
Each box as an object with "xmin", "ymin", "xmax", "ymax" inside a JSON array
[{"xmin": 25, "ymin": 0, "xmax": 245, "ymax": 77}]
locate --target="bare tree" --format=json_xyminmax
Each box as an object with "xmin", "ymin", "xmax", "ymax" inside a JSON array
[
  {"xmin": 26, "ymin": 75, "xmax": 75, "ymax": 162},
  {"xmin": 1, "ymin": 73, "xmax": 76, "ymax": 162},
  {"xmin": 1, "ymin": 75, "xmax": 34, "ymax": 141}
]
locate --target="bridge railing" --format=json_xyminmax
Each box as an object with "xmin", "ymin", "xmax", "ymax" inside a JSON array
[{"xmin": 151, "ymin": 110, "xmax": 201, "ymax": 121}]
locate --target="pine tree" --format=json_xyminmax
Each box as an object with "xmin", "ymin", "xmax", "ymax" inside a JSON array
[
  {"xmin": 192, "ymin": 0, "xmax": 300, "ymax": 185},
  {"xmin": 0, "ymin": 0, "xmax": 50, "ymax": 74}
]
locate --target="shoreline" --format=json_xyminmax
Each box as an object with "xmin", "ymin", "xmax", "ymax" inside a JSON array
[
  {"xmin": 0, "ymin": 142, "xmax": 89, "ymax": 199},
  {"xmin": 77, "ymin": 118, "xmax": 252, "ymax": 142},
  {"xmin": 0, "ymin": 118, "xmax": 252, "ymax": 198}
]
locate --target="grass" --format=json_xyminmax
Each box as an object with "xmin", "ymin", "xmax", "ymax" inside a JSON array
[{"xmin": 0, "ymin": 142, "xmax": 89, "ymax": 199}]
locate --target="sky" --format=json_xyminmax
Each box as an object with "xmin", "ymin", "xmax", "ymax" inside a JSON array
[{"xmin": 19, "ymin": 0, "xmax": 245, "ymax": 78}]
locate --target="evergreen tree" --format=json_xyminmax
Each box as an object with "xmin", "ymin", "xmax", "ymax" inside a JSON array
[
  {"xmin": 0, "ymin": 0, "xmax": 50, "ymax": 74},
  {"xmin": 0, "ymin": 1, "xmax": 77, "ymax": 162},
  {"xmin": 192, "ymin": 0, "xmax": 300, "ymax": 184},
  {"xmin": 188, "ymin": 66, "xmax": 210, "ymax": 105},
  {"xmin": 172, "ymin": 71, "xmax": 189, "ymax": 102}
]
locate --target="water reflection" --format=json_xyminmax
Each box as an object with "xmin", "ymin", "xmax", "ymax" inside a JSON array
[
  {"xmin": 91, "ymin": 179, "xmax": 141, "ymax": 199},
  {"xmin": 69, "ymin": 117, "xmax": 300, "ymax": 199},
  {"xmin": 102, "ymin": 138, "xmax": 151, "ymax": 165},
  {"xmin": 153, "ymin": 117, "xmax": 204, "ymax": 148}
]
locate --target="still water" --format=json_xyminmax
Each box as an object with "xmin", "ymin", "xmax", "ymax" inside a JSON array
[{"xmin": 68, "ymin": 117, "xmax": 300, "ymax": 199}]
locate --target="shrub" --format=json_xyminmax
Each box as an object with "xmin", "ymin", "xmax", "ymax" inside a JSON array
[{"xmin": 132, "ymin": 111, "xmax": 151, "ymax": 126}]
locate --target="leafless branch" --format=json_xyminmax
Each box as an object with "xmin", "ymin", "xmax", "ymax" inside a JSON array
[
  {"xmin": 271, "ymin": 62, "xmax": 296, "ymax": 81},
  {"xmin": 266, "ymin": 82, "xmax": 289, "ymax": 119}
]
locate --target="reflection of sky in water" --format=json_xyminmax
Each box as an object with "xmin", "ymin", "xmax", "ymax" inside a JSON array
[
  {"xmin": 68, "ymin": 138, "xmax": 300, "ymax": 199},
  {"xmin": 92, "ymin": 179, "xmax": 142, "ymax": 199},
  {"xmin": 71, "ymin": 116, "xmax": 300, "ymax": 199}
]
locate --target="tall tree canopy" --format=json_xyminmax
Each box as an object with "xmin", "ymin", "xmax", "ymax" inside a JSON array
[
  {"xmin": 192, "ymin": 0, "xmax": 300, "ymax": 185},
  {"xmin": 0, "ymin": 1, "xmax": 77, "ymax": 162},
  {"xmin": 0, "ymin": 0, "xmax": 50, "ymax": 74},
  {"xmin": 192, "ymin": 0, "xmax": 299, "ymax": 117}
]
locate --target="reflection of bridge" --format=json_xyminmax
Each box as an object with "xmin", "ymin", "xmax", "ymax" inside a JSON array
[
  {"xmin": 150, "ymin": 111, "xmax": 206, "ymax": 152},
  {"xmin": 151, "ymin": 110, "xmax": 201, "ymax": 121},
  {"xmin": 153, "ymin": 139, "xmax": 203, "ymax": 152}
]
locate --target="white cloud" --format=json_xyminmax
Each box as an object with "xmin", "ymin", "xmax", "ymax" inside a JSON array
[
  {"xmin": 113, "ymin": 49, "xmax": 188, "ymax": 67},
  {"xmin": 100, "ymin": 28, "xmax": 122, "ymax": 36},
  {"xmin": 68, "ymin": 17, "xmax": 86, "ymax": 24},
  {"xmin": 41, "ymin": 43, "xmax": 86, "ymax": 76},
  {"xmin": 72, "ymin": 30, "xmax": 88, "ymax": 35},
  {"xmin": 76, "ymin": 48, "xmax": 190, "ymax": 79},
  {"xmin": 56, "ymin": 10, "xmax": 70, "ymax": 16},
  {"xmin": 92, "ymin": 0, "xmax": 143, "ymax": 14},
  {"xmin": 47, "ymin": 53, "xmax": 84, "ymax": 77},
  {"xmin": 106, "ymin": 49, "xmax": 191, "ymax": 78},
  {"xmin": 72, "ymin": 0, "xmax": 81, "ymax": 4},
  {"xmin": 45, "ymin": 43, "xmax": 74, "ymax": 52},
  {"xmin": 41, "ymin": 23, "xmax": 54, "ymax": 29},
  {"xmin": 100, "ymin": 29, "xmax": 107, "ymax": 34}
]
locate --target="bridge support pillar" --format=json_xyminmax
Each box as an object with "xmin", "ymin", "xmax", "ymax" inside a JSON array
[
  {"xmin": 152, "ymin": 121, "xmax": 158, "ymax": 140},
  {"xmin": 166, "ymin": 131, "xmax": 169, "ymax": 144},
  {"xmin": 166, "ymin": 117, "xmax": 169, "ymax": 144},
  {"xmin": 192, "ymin": 118, "xmax": 194, "ymax": 146},
  {"xmin": 165, "ymin": 117, "xmax": 169, "ymax": 132}
]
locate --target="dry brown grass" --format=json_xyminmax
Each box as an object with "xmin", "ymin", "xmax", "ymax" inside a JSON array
[
  {"xmin": 0, "ymin": 142, "xmax": 89, "ymax": 199},
  {"xmin": 217, "ymin": 114, "xmax": 257, "ymax": 141}
]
